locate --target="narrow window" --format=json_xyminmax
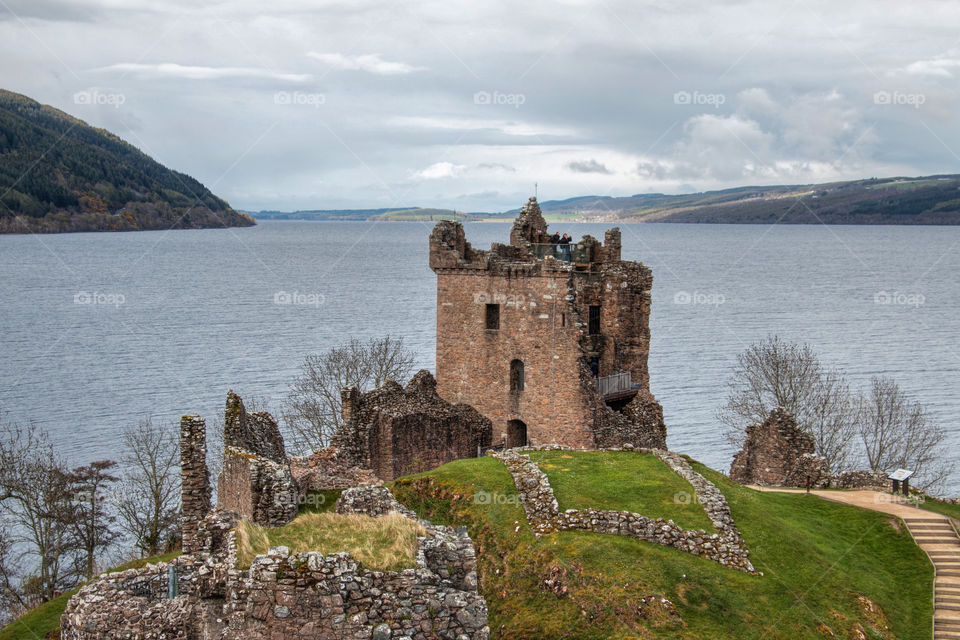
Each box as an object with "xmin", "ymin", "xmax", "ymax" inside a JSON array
[
  {"xmin": 510, "ymin": 359, "xmax": 524, "ymax": 393},
  {"xmin": 486, "ymin": 303, "xmax": 500, "ymax": 330},
  {"xmin": 589, "ymin": 305, "xmax": 601, "ymax": 335},
  {"xmin": 561, "ymin": 312, "xmax": 566, "ymax": 327}
]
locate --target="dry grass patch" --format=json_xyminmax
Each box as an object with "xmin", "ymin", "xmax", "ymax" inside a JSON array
[{"xmin": 236, "ymin": 512, "xmax": 426, "ymax": 572}]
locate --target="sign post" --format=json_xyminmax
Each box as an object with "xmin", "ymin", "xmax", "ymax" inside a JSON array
[{"xmin": 888, "ymin": 469, "xmax": 915, "ymax": 497}]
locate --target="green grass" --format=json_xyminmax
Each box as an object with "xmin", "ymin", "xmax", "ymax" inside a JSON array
[
  {"xmin": 917, "ymin": 498, "xmax": 960, "ymax": 523},
  {"xmin": 392, "ymin": 453, "xmax": 933, "ymax": 640},
  {"xmin": 526, "ymin": 451, "xmax": 715, "ymax": 532},
  {"xmin": 298, "ymin": 489, "xmax": 342, "ymax": 514},
  {"xmin": 0, "ymin": 551, "xmax": 180, "ymax": 640},
  {"xmin": 235, "ymin": 512, "xmax": 425, "ymax": 572}
]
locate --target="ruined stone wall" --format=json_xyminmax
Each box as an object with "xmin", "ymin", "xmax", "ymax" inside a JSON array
[
  {"xmin": 217, "ymin": 391, "xmax": 299, "ymax": 527},
  {"xmin": 495, "ymin": 446, "xmax": 756, "ymax": 573},
  {"xmin": 180, "ymin": 415, "xmax": 211, "ymax": 555},
  {"xmin": 62, "ymin": 493, "xmax": 489, "ymax": 640},
  {"xmin": 333, "ymin": 371, "xmax": 492, "ymax": 481},
  {"xmin": 729, "ymin": 407, "xmax": 827, "ymax": 487}
]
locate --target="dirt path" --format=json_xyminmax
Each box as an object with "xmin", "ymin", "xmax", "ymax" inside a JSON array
[{"xmin": 749, "ymin": 486, "xmax": 960, "ymax": 639}]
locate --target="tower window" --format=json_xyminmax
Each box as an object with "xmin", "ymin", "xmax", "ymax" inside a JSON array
[
  {"xmin": 510, "ymin": 359, "xmax": 524, "ymax": 393},
  {"xmin": 486, "ymin": 303, "xmax": 500, "ymax": 330},
  {"xmin": 589, "ymin": 305, "xmax": 601, "ymax": 335}
]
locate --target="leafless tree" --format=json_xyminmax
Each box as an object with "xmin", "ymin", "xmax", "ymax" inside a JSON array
[
  {"xmin": 282, "ymin": 336, "xmax": 415, "ymax": 452},
  {"xmin": 113, "ymin": 419, "xmax": 181, "ymax": 557},
  {"xmin": 61, "ymin": 460, "xmax": 119, "ymax": 580},
  {"xmin": 0, "ymin": 423, "xmax": 77, "ymax": 603},
  {"xmin": 719, "ymin": 335, "xmax": 858, "ymax": 474},
  {"xmin": 857, "ymin": 376, "xmax": 953, "ymax": 492}
]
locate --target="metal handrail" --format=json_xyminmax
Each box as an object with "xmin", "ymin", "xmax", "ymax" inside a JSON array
[{"xmin": 598, "ymin": 371, "xmax": 633, "ymax": 397}]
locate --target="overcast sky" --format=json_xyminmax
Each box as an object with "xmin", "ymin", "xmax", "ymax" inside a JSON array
[{"xmin": 2, "ymin": 0, "xmax": 959, "ymax": 212}]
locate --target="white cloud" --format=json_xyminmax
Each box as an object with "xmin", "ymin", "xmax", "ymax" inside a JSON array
[
  {"xmin": 306, "ymin": 52, "xmax": 422, "ymax": 75},
  {"xmin": 414, "ymin": 162, "xmax": 467, "ymax": 179},
  {"xmin": 390, "ymin": 116, "xmax": 578, "ymax": 138},
  {"xmin": 903, "ymin": 56, "xmax": 960, "ymax": 77},
  {"xmin": 95, "ymin": 62, "xmax": 311, "ymax": 82}
]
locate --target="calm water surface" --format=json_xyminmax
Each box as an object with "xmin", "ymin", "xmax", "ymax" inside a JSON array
[{"xmin": 1, "ymin": 221, "xmax": 957, "ymax": 492}]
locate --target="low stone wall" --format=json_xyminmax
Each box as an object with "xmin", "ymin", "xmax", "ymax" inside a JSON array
[
  {"xmin": 226, "ymin": 546, "xmax": 488, "ymax": 640},
  {"xmin": 494, "ymin": 446, "xmax": 757, "ymax": 574},
  {"xmin": 335, "ymin": 484, "xmax": 418, "ymax": 520},
  {"xmin": 62, "ymin": 490, "xmax": 490, "ymax": 640}
]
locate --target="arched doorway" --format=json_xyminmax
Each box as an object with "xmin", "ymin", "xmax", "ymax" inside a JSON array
[{"xmin": 507, "ymin": 419, "xmax": 527, "ymax": 448}]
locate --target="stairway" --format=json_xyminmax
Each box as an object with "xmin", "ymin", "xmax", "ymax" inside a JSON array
[{"xmin": 903, "ymin": 517, "xmax": 960, "ymax": 639}]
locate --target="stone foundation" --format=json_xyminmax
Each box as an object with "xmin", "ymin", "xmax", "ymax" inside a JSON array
[{"xmin": 494, "ymin": 445, "xmax": 757, "ymax": 574}]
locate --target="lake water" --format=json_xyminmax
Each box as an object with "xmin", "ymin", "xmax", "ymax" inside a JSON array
[{"xmin": 1, "ymin": 220, "xmax": 958, "ymax": 494}]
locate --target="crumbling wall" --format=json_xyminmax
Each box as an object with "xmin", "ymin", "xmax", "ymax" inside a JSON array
[
  {"xmin": 332, "ymin": 370, "xmax": 492, "ymax": 481},
  {"xmin": 180, "ymin": 415, "xmax": 211, "ymax": 554},
  {"xmin": 62, "ymin": 493, "xmax": 489, "ymax": 640},
  {"xmin": 729, "ymin": 407, "xmax": 828, "ymax": 487},
  {"xmin": 217, "ymin": 391, "xmax": 299, "ymax": 527}
]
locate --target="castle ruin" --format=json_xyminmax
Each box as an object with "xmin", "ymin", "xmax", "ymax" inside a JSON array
[{"xmin": 430, "ymin": 197, "xmax": 667, "ymax": 450}]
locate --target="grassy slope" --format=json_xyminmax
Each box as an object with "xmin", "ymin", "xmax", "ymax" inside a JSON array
[
  {"xmin": 0, "ymin": 551, "xmax": 180, "ymax": 640},
  {"xmin": 393, "ymin": 454, "xmax": 933, "ymax": 640},
  {"xmin": 527, "ymin": 451, "xmax": 714, "ymax": 532},
  {"xmin": 918, "ymin": 498, "xmax": 960, "ymax": 523}
]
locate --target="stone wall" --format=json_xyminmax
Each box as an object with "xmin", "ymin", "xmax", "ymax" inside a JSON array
[
  {"xmin": 217, "ymin": 391, "xmax": 299, "ymax": 527},
  {"xmin": 332, "ymin": 370, "xmax": 492, "ymax": 481},
  {"xmin": 495, "ymin": 446, "xmax": 757, "ymax": 574},
  {"xmin": 729, "ymin": 407, "xmax": 828, "ymax": 487},
  {"xmin": 180, "ymin": 415, "xmax": 211, "ymax": 555},
  {"xmin": 290, "ymin": 446, "xmax": 381, "ymax": 492},
  {"xmin": 729, "ymin": 407, "xmax": 890, "ymax": 490},
  {"xmin": 430, "ymin": 197, "xmax": 663, "ymax": 451},
  {"xmin": 62, "ymin": 491, "xmax": 489, "ymax": 640}
]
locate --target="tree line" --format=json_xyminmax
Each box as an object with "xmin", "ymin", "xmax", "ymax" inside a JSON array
[{"xmin": 0, "ymin": 418, "xmax": 180, "ymax": 624}]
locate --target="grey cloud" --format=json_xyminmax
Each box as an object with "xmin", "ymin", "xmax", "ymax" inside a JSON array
[{"xmin": 567, "ymin": 159, "xmax": 612, "ymax": 174}]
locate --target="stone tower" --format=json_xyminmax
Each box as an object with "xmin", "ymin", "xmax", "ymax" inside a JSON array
[{"xmin": 429, "ymin": 197, "xmax": 666, "ymax": 449}]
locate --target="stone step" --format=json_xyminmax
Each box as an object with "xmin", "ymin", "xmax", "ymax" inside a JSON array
[
  {"xmin": 941, "ymin": 604, "xmax": 960, "ymax": 611},
  {"xmin": 937, "ymin": 620, "xmax": 960, "ymax": 630},
  {"xmin": 908, "ymin": 518, "xmax": 951, "ymax": 523},
  {"xmin": 940, "ymin": 589, "xmax": 960, "ymax": 597}
]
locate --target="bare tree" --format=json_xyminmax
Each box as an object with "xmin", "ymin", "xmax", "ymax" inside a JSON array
[
  {"xmin": 114, "ymin": 419, "xmax": 181, "ymax": 557},
  {"xmin": 858, "ymin": 376, "xmax": 953, "ymax": 492},
  {"xmin": 0, "ymin": 423, "xmax": 77, "ymax": 603},
  {"xmin": 62, "ymin": 460, "xmax": 119, "ymax": 580},
  {"xmin": 719, "ymin": 336, "xmax": 858, "ymax": 474},
  {"xmin": 282, "ymin": 336, "xmax": 415, "ymax": 452}
]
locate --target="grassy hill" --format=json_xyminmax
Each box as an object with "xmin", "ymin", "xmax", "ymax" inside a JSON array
[
  {"xmin": 515, "ymin": 175, "xmax": 960, "ymax": 224},
  {"xmin": 0, "ymin": 89, "xmax": 254, "ymax": 234},
  {"xmin": 393, "ymin": 452, "xmax": 933, "ymax": 639}
]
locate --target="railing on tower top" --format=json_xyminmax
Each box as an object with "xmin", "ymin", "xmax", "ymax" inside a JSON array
[
  {"xmin": 598, "ymin": 371, "xmax": 634, "ymax": 398},
  {"xmin": 529, "ymin": 243, "xmax": 588, "ymax": 262}
]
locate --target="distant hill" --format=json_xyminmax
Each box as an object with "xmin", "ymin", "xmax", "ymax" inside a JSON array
[
  {"xmin": 255, "ymin": 175, "xmax": 960, "ymax": 225},
  {"xmin": 513, "ymin": 175, "xmax": 960, "ymax": 224},
  {"xmin": 252, "ymin": 207, "xmax": 475, "ymax": 222},
  {"xmin": 0, "ymin": 89, "xmax": 254, "ymax": 233}
]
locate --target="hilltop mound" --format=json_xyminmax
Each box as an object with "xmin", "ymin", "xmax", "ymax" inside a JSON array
[
  {"xmin": 0, "ymin": 89, "xmax": 254, "ymax": 233},
  {"xmin": 392, "ymin": 451, "xmax": 932, "ymax": 639}
]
